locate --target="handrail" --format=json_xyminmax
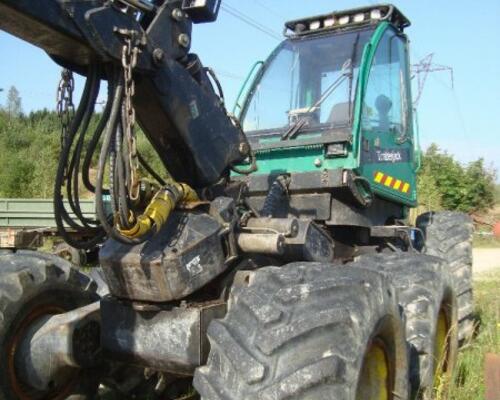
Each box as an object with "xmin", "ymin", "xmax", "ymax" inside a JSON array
[{"xmin": 232, "ymin": 60, "xmax": 264, "ymax": 118}]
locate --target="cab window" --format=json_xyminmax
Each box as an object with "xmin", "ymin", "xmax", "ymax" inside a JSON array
[{"xmin": 362, "ymin": 28, "xmax": 409, "ymax": 135}]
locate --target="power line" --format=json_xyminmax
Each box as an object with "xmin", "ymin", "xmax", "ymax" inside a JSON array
[
  {"xmin": 220, "ymin": 4, "xmax": 282, "ymax": 41},
  {"xmin": 411, "ymin": 53, "xmax": 454, "ymax": 108},
  {"xmin": 253, "ymin": 0, "xmax": 286, "ymax": 21},
  {"xmin": 411, "ymin": 52, "xmax": 468, "ymax": 140},
  {"xmin": 214, "ymin": 68, "xmax": 245, "ymax": 81}
]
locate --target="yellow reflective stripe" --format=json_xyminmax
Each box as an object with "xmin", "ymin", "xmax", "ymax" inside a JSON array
[
  {"xmin": 393, "ymin": 180, "xmax": 402, "ymax": 190},
  {"xmin": 384, "ymin": 176, "xmax": 393, "ymax": 187},
  {"xmin": 374, "ymin": 172, "xmax": 384, "ymax": 183},
  {"xmin": 402, "ymin": 183, "xmax": 410, "ymax": 193}
]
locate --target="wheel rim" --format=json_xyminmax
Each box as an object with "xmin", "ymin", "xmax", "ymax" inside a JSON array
[
  {"xmin": 59, "ymin": 251, "xmax": 72, "ymax": 261},
  {"xmin": 7, "ymin": 305, "xmax": 79, "ymax": 400},
  {"xmin": 356, "ymin": 338, "xmax": 392, "ymax": 400},
  {"xmin": 434, "ymin": 308, "xmax": 451, "ymax": 389}
]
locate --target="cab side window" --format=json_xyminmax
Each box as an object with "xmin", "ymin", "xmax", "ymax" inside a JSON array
[{"xmin": 362, "ymin": 28, "xmax": 409, "ymax": 135}]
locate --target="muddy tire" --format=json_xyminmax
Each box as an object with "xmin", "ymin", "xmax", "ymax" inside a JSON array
[
  {"xmin": 417, "ymin": 211, "xmax": 474, "ymax": 343},
  {"xmin": 356, "ymin": 253, "xmax": 458, "ymax": 399},
  {"xmin": 194, "ymin": 261, "xmax": 409, "ymax": 400},
  {"xmin": 0, "ymin": 250, "xmax": 99, "ymax": 400},
  {"xmin": 54, "ymin": 243, "xmax": 86, "ymax": 267}
]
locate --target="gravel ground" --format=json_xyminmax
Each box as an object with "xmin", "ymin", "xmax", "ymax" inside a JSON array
[{"xmin": 473, "ymin": 248, "xmax": 500, "ymax": 276}]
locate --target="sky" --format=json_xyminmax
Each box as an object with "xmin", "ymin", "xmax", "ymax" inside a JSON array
[{"xmin": 0, "ymin": 0, "xmax": 499, "ymax": 177}]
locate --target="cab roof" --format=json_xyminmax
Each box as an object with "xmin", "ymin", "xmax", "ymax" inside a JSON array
[{"xmin": 284, "ymin": 4, "xmax": 411, "ymax": 38}]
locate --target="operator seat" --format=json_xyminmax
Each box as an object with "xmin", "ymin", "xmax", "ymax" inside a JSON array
[
  {"xmin": 328, "ymin": 102, "xmax": 351, "ymax": 127},
  {"xmin": 375, "ymin": 94, "xmax": 392, "ymax": 131}
]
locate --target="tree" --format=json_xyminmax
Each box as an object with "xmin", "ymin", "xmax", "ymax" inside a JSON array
[
  {"xmin": 6, "ymin": 86, "xmax": 22, "ymax": 117},
  {"xmin": 418, "ymin": 144, "xmax": 496, "ymax": 214}
]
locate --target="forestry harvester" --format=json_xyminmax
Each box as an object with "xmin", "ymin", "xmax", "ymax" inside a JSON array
[{"xmin": 0, "ymin": 2, "xmax": 474, "ymax": 399}]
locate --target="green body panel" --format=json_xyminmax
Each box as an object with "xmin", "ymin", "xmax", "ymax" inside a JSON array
[
  {"xmin": 354, "ymin": 22, "xmax": 417, "ymax": 207},
  {"xmin": 250, "ymin": 146, "xmax": 356, "ymax": 174},
  {"xmin": 251, "ymin": 133, "xmax": 357, "ymax": 174},
  {"xmin": 237, "ymin": 21, "xmax": 418, "ymax": 208}
]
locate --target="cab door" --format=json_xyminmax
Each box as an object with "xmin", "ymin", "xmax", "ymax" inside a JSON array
[{"xmin": 358, "ymin": 26, "xmax": 416, "ymax": 206}]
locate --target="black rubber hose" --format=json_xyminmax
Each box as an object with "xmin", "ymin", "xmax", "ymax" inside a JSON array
[
  {"xmin": 138, "ymin": 152, "xmax": 166, "ymax": 186},
  {"xmin": 108, "ymin": 131, "xmax": 119, "ymax": 215},
  {"xmin": 95, "ymin": 79, "xmax": 122, "ymax": 238},
  {"xmin": 95, "ymin": 78, "xmax": 146, "ymax": 246},
  {"xmin": 82, "ymin": 81, "xmax": 114, "ymax": 194},
  {"xmin": 205, "ymin": 67, "xmax": 225, "ymax": 105},
  {"xmin": 121, "ymin": 109, "xmax": 132, "ymax": 189},
  {"xmin": 54, "ymin": 65, "xmax": 95, "ymax": 232},
  {"xmin": 115, "ymin": 118, "xmax": 133, "ymax": 229},
  {"xmin": 53, "ymin": 67, "xmax": 106, "ymax": 249},
  {"xmin": 67, "ymin": 65, "xmax": 100, "ymax": 227}
]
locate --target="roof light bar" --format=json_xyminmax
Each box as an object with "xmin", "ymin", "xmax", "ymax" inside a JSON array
[
  {"xmin": 284, "ymin": 4, "xmax": 411, "ymax": 37},
  {"xmin": 339, "ymin": 15, "xmax": 350, "ymax": 25},
  {"xmin": 371, "ymin": 9, "xmax": 383, "ymax": 20},
  {"xmin": 309, "ymin": 20, "xmax": 321, "ymax": 30},
  {"xmin": 353, "ymin": 13, "xmax": 365, "ymax": 23},
  {"xmin": 324, "ymin": 17, "xmax": 335, "ymax": 27}
]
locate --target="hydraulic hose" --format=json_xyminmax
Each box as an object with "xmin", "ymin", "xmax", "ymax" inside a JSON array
[
  {"xmin": 108, "ymin": 133, "xmax": 119, "ymax": 215},
  {"xmin": 66, "ymin": 65, "xmax": 100, "ymax": 227},
  {"xmin": 55, "ymin": 64, "xmax": 196, "ymax": 248},
  {"xmin": 115, "ymin": 119, "xmax": 133, "ymax": 229},
  {"xmin": 95, "ymin": 77, "xmax": 130, "ymax": 243},
  {"xmin": 138, "ymin": 152, "xmax": 166, "ymax": 186},
  {"xmin": 117, "ymin": 182, "xmax": 198, "ymax": 239},
  {"xmin": 53, "ymin": 64, "xmax": 106, "ymax": 249},
  {"xmin": 82, "ymin": 79, "xmax": 114, "ymax": 194},
  {"xmin": 54, "ymin": 68, "xmax": 93, "ymax": 230},
  {"xmin": 94, "ymin": 77, "xmax": 152, "ymax": 245}
]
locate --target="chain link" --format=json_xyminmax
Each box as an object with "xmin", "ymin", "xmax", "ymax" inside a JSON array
[
  {"xmin": 56, "ymin": 69, "xmax": 75, "ymax": 148},
  {"xmin": 121, "ymin": 32, "xmax": 141, "ymax": 201}
]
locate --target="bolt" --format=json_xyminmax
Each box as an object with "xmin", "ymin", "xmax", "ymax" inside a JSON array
[
  {"xmin": 172, "ymin": 8, "xmax": 184, "ymax": 21},
  {"xmin": 178, "ymin": 33, "xmax": 190, "ymax": 48},
  {"xmin": 314, "ymin": 158, "xmax": 323, "ymax": 168},
  {"xmin": 152, "ymin": 48, "xmax": 164, "ymax": 65},
  {"xmin": 239, "ymin": 142, "xmax": 250, "ymax": 156}
]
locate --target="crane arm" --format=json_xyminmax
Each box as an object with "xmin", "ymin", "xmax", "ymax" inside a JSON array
[{"xmin": 0, "ymin": 0, "xmax": 250, "ymax": 247}]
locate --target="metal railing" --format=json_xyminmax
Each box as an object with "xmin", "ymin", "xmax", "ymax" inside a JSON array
[{"xmin": 0, "ymin": 199, "xmax": 95, "ymax": 229}]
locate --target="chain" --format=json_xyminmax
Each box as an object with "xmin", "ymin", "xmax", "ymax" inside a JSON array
[
  {"xmin": 121, "ymin": 31, "xmax": 141, "ymax": 201},
  {"xmin": 56, "ymin": 69, "xmax": 75, "ymax": 148}
]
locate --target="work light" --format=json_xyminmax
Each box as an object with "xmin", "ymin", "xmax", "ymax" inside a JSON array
[
  {"xmin": 182, "ymin": 0, "xmax": 221, "ymax": 23},
  {"xmin": 284, "ymin": 4, "xmax": 411, "ymax": 37}
]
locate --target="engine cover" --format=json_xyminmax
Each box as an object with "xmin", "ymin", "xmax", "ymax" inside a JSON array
[{"xmin": 99, "ymin": 212, "xmax": 226, "ymax": 302}]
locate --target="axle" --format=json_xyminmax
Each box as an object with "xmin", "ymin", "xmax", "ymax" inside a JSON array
[{"xmin": 14, "ymin": 303, "xmax": 100, "ymax": 391}]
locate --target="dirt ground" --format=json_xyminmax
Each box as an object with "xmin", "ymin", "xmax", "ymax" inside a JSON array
[{"xmin": 473, "ymin": 248, "xmax": 500, "ymax": 276}]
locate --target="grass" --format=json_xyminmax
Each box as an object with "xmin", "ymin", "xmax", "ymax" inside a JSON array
[
  {"xmin": 473, "ymin": 234, "xmax": 500, "ymax": 248},
  {"xmin": 444, "ymin": 271, "xmax": 500, "ymax": 399}
]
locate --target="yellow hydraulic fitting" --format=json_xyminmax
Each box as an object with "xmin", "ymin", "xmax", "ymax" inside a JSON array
[{"xmin": 118, "ymin": 182, "xmax": 198, "ymax": 239}]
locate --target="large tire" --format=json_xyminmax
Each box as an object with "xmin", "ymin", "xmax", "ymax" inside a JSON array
[
  {"xmin": 417, "ymin": 211, "xmax": 474, "ymax": 343},
  {"xmin": 0, "ymin": 250, "xmax": 99, "ymax": 400},
  {"xmin": 356, "ymin": 253, "xmax": 458, "ymax": 399},
  {"xmin": 53, "ymin": 243, "xmax": 86, "ymax": 267},
  {"xmin": 194, "ymin": 261, "xmax": 409, "ymax": 399}
]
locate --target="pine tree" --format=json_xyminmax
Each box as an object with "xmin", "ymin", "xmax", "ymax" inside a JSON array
[{"xmin": 6, "ymin": 86, "xmax": 22, "ymax": 117}]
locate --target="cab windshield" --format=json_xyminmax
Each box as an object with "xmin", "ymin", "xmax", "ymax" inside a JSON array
[{"xmin": 241, "ymin": 29, "xmax": 373, "ymax": 137}]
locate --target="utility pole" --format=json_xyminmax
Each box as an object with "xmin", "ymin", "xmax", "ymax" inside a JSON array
[{"xmin": 411, "ymin": 53, "xmax": 454, "ymax": 108}]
